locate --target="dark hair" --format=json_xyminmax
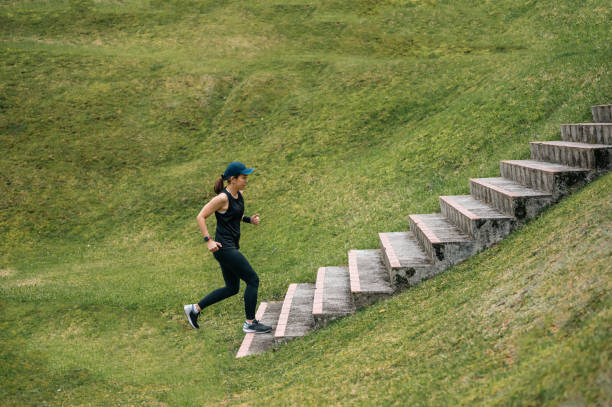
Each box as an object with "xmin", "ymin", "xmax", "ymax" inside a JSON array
[{"xmin": 214, "ymin": 176, "xmax": 225, "ymax": 194}]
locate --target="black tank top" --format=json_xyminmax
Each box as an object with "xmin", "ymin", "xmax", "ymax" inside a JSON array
[{"xmin": 215, "ymin": 189, "xmax": 244, "ymax": 249}]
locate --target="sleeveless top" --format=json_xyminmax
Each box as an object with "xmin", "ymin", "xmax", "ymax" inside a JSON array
[{"xmin": 214, "ymin": 189, "xmax": 244, "ymax": 250}]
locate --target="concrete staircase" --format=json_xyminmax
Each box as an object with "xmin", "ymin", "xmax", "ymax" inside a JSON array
[{"xmin": 236, "ymin": 104, "xmax": 612, "ymax": 358}]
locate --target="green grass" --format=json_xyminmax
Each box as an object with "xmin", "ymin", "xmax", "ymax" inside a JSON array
[{"xmin": 1, "ymin": 0, "xmax": 611, "ymax": 405}]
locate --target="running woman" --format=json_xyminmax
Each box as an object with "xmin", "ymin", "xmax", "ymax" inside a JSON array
[{"xmin": 184, "ymin": 162, "xmax": 272, "ymax": 334}]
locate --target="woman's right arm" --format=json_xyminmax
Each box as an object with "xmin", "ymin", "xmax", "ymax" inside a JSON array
[{"xmin": 197, "ymin": 194, "xmax": 227, "ymax": 253}]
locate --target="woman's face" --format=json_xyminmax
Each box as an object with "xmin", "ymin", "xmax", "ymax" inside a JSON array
[{"xmin": 231, "ymin": 174, "xmax": 249, "ymax": 190}]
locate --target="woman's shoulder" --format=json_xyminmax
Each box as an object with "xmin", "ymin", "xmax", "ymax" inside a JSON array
[{"xmin": 210, "ymin": 191, "xmax": 229, "ymax": 206}]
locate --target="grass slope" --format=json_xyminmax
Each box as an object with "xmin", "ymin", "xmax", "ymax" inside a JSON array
[{"xmin": 1, "ymin": 0, "xmax": 611, "ymax": 405}]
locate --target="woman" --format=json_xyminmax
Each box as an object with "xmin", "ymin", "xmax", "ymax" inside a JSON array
[{"xmin": 184, "ymin": 161, "xmax": 272, "ymax": 334}]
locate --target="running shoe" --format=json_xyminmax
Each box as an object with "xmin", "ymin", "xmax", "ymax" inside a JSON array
[
  {"xmin": 243, "ymin": 319, "xmax": 272, "ymax": 333},
  {"xmin": 184, "ymin": 304, "xmax": 200, "ymax": 329}
]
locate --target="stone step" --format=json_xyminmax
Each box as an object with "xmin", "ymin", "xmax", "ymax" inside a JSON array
[
  {"xmin": 592, "ymin": 104, "xmax": 612, "ymax": 123},
  {"xmin": 560, "ymin": 123, "xmax": 612, "ymax": 145},
  {"xmin": 469, "ymin": 177, "xmax": 553, "ymax": 220},
  {"xmin": 378, "ymin": 232, "xmax": 436, "ymax": 288},
  {"xmin": 312, "ymin": 267, "xmax": 355, "ymax": 329},
  {"xmin": 439, "ymin": 195, "xmax": 516, "ymax": 248},
  {"xmin": 236, "ymin": 301, "xmax": 282, "ymax": 358},
  {"xmin": 409, "ymin": 214, "xmax": 475, "ymax": 267},
  {"xmin": 348, "ymin": 249, "xmax": 394, "ymax": 309},
  {"xmin": 500, "ymin": 160, "xmax": 591, "ymax": 201},
  {"xmin": 274, "ymin": 283, "xmax": 315, "ymax": 344},
  {"xmin": 530, "ymin": 141, "xmax": 612, "ymax": 171}
]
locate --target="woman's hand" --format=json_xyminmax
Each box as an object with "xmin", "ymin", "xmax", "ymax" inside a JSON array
[
  {"xmin": 207, "ymin": 239, "xmax": 222, "ymax": 253},
  {"xmin": 251, "ymin": 214, "xmax": 260, "ymax": 226}
]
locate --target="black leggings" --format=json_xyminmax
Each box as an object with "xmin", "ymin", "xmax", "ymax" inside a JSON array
[{"xmin": 198, "ymin": 248, "xmax": 259, "ymax": 320}]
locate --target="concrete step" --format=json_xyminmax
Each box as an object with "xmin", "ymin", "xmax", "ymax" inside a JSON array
[
  {"xmin": 439, "ymin": 195, "xmax": 515, "ymax": 248},
  {"xmin": 236, "ymin": 301, "xmax": 282, "ymax": 358},
  {"xmin": 469, "ymin": 177, "xmax": 553, "ymax": 220},
  {"xmin": 312, "ymin": 267, "xmax": 355, "ymax": 329},
  {"xmin": 274, "ymin": 283, "xmax": 315, "ymax": 344},
  {"xmin": 348, "ymin": 249, "xmax": 394, "ymax": 309},
  {"xmin": 500, "ymin": 160, "xmax": 591, "ymax": 201},
  {"xmin": 530, "ymin": 141, "xmax": 612, "ymax": 171},
  {"xmin": 378, "ymin": 232, "xmax": 436, "ymax": 288},
  {"xmin": 592, "ymin": 104, "xmax": 612, "ymax": 123},
  {"xmin": 560, "ymin": 123, "xmax": 612, "ymax": 145},
  {"xmin": 409, "ymin": 214, "xmax": 475, "ymax": 267}
]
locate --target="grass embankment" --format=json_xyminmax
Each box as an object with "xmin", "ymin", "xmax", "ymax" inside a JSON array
[{"xmin": 0, "ymin": 0, "xmax": 610, "ymax": 405}]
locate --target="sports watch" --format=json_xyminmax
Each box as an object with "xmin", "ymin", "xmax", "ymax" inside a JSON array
[{"xmin": 204, "ymin": 236, "xmax": 211, "ymax": 242}]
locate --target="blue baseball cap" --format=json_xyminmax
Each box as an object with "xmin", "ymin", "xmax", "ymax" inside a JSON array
[{"xmin": 223, "ymin": 161, "xmax": 254, "ymax": 180}]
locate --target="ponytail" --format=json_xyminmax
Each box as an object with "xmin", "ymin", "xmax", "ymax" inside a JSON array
[{"xmin": 214, "ymin": 176, "xmax": 225, "ymax": 194}]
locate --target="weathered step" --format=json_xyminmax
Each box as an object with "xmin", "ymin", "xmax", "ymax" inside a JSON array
[
  {"xmin": 592, "ymin": 104, "xmax": 612, "ymax": 123},
  {"xmin": 348, "ymin": 249, "xmax": 394, "ymax": 309},
  {"xmin": 236, "ymin": 301, "xmax": 282, "ymax": 358},
  {"xmin": 439, "ymin": 195, "xmax": 515, "ymax": 249},
  {"xmin": 560, "ymin": 123, "xmax": 612, "ymax": 145},
  {"xmin": 312, "ymin": 267, "xmax": 355, "ymax": 329},
  {"xmin": 500, "ymin": 160, "xmax": 591, "ymax": 201},
  {"xmin": 409, "ymin": 214, "xmax": 475, "ymax": 267},
  {"xmin": 470, "ymin": 177, "xmax": 553, "ymax": 220},
  {"xmin": 378, "ymin": 232, "xmax": 436, "ymax": 287},
  {"xmin": 274, "ymin": 283, "xmax": 315, "ymax": 345},
  {"xmin": 530, "ymin": 141, "xmax": 612, "ymax": 171}
]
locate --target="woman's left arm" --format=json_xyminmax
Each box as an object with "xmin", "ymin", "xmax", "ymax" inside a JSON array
[
  {"xmin": 240, "ymin": 190, "xmax": 259, "ymax": 226},
  {"xmin": 242, "ymin": 213, "xmax": 260, "ymax": 225}
]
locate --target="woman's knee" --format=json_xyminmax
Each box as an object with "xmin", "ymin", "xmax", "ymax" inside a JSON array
[
  {"xmin": 226, "ymin": 282, "xmax": 240, "ymax": 296},
  {"xmin": 247, "ymin": 274, "xmax": 259, "ymax": 289}
]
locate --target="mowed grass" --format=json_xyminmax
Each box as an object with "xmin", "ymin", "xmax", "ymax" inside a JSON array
[{"xmin": 0, "ymin": 0, "xmax": 611, "ymax": 405}]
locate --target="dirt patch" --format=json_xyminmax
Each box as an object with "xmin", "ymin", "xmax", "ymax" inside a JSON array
[
  {"xmin": 15, "ymin": 278, "xmax": 42, "ymax": 287},
  {"xmin": 61, "ymin": 322, "xmax": 83, "ymax": 339},
  {"xmin": 0, "ymin": 269, "xmax": 15, "ymax": 277}
]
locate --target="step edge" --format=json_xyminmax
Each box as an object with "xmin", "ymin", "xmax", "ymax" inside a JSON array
[
  {"xmin": 530, "ymin": 141, "xmax": 612, "ymax": 149},
  {"xmin": 501, "ymin": 160, "xmax": 590, "ymax": 172},
  {"xmin": 312, "ymin": 267, "xmax": 325, "ymax": 315},
  {"xmin": 379, "ymin": 232, "xmax": 401, "ymax": 268},
  {"xmin": 470, "ymin": 178, "xmax": 552, "ymax": 198},
  {"xmin": 561, "ymin": 122, "xmax": 612, "ymax": 125},
  {"xmin": 348, "ymin": 250, "xmax": 360, "ymax": 293},
  {"xmin": 274, "ymin": 284, "xmax": 297, "ymax": 339},
  {"xmin": 409, "ymin": 214, "xmax": 442, "ymax": 244}
]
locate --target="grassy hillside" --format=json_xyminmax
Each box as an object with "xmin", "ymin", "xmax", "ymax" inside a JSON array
[{"xmin": 0, "ymin": 0, "xmax": 610, "ymax": 405}]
